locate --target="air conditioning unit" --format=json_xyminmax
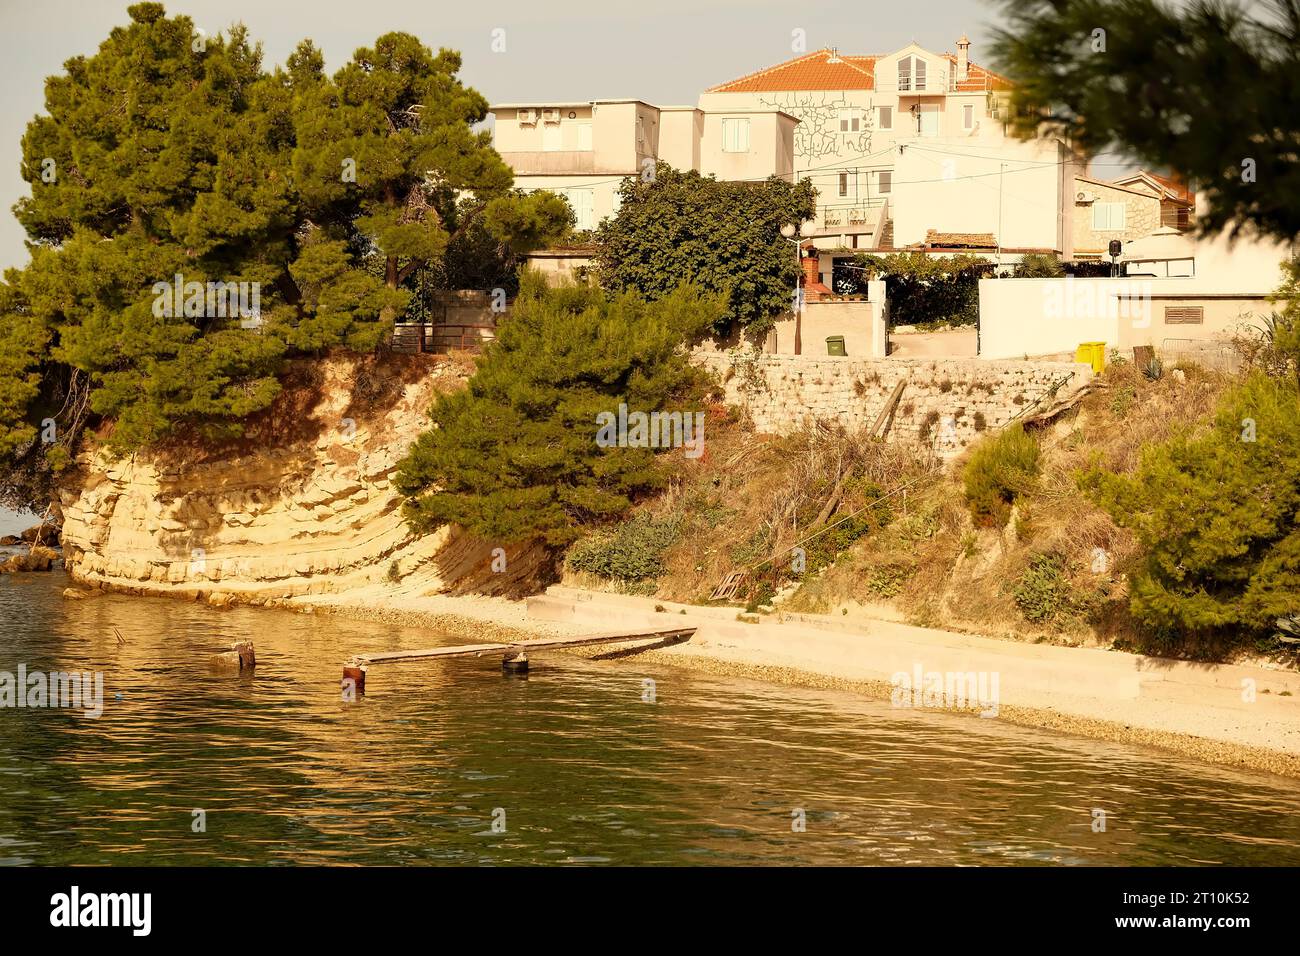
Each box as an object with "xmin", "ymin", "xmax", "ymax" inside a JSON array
[
  {"xmin": 518, "ymin": 108, "xmax": 538, "ymax": 125},
  {"xmin": 541, "ymin": 108, "xmax": 562, "ymax": 124},
  {"xmin": 1076, "ymin": 190, "xmax": 1097, "ymax": 203}
]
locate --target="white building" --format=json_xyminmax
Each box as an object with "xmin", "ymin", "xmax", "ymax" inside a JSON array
[
  {"xmin": 489, "ymin": 99, "xmax": 798, "ymax": 232},
  {"xmin": 699, "ymin": 40, "xmax": 1077, "ymax": 269},
  {"xmin": 979, "ymin": 195, "xmax": 1296, "ymax": 361}
]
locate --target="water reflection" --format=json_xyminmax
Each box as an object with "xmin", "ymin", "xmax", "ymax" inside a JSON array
[{"xmin": 2, "ymin": 573, "xmax": 1299, "ymax": 865}]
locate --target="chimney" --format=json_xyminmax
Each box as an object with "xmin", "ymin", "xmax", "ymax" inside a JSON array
[
  {"xmin": 800, "ymin": 250, "xmax": 828, "ymax": 301},
  {"xmin": 956, "ymin": 34, "xmax": 970, "ymax": 81}
]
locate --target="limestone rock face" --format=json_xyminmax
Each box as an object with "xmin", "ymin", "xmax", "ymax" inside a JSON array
[{"xmin": 58, "ymin": 354, "xmax": 544, "ymax": 604}]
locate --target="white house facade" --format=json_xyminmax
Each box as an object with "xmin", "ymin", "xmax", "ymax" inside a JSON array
[
  {"xmin": 698, "ymin": 40, "xmax": 1076, "ymax": 261},
  {"xmin": 489, "ymin": 99, "xmax": 798, "ymax": 232}
]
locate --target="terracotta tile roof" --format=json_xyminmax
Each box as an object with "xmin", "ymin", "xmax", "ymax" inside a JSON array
[
  {"xmin": 708, "ymin": 48, "xmax": 1012, "ymax": 94},
  {"xmin": 941, "ymin": 54, "xmax": 1012, "ymax": 92},
  {"xmin": 1114, "ymin": 169, "xmax": 1194, "ymax": 204},
  {"xmin": 922, "ymin": 229, "xmax": 997, "ymax": 248},
  {"xmin": 707, "ymin": 49, "xmax": 876, "ymax": 92}
]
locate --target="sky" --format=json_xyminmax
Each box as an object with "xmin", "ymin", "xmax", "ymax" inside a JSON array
[{"xmin": 0, "ymin": 0, "xmax": 1029, "ymax": 272}]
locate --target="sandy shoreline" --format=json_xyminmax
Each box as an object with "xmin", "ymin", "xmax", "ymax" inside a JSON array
[{"xmin": 292, "ymin": 586, "xmax": 1300, "ymax": 780}]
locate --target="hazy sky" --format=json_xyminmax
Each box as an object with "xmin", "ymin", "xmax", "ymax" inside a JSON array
[{"xmin": 0, "ymin": 0, "xmax": 1022, "ymax": 271}]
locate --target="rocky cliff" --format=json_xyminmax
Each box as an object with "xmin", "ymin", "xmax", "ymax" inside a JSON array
[{"xmin": 58, "ymin": 353, "xmax": 549, "ymax": 605}]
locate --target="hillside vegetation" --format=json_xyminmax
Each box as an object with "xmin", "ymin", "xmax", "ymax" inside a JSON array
[{"xmin": 561, "ymin": 356, "xmax": 1298, "ymax": 664}]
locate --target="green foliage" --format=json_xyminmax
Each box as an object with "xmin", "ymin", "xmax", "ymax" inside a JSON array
[
  {"xmin": 798, "ymin": 479, "xmax": 890, "ymax": 574},
  {"xmin": 594, "ymin": 164, "xmax": 816, "ymax": 336},
  {"xmin": 990, "ymin": 0, "xmax": 1300, "ymax": 244},
  {"xmin": 1012, "ymin": 553, "xmax": 1073, "ymax": 625},
  {"xmin": 0, "ymin": 4, "xmax": 569, "ymax": 476},
  {"xmin": 864, "ymin": 562, "xmax": 911, "ymax": 598},
  {"xmin": 0, "ymin": 280, "xmax": 47, "ymax": 459},
  {"xmin": 567, "ymin": 513, "xmax": 682, "ymax": 581},
  {"xmin": 1082, "ymin": 372, "xmax": 1300, "ymax": 641},
  {"xmin": 1241, "ymin": 256, "xmax": 1300, "ymax": 388},
  {"xmin": 1109, "ymin": 383, "xmax": 1137, "ymax": 417},
  {"xmin": 853, "ymin": 252, "xmax": 992, "ymax": 326},
  {"xmin": 1014, "ymin": 253, "xmax": 1065, "ymax": 278},
  {"xmin": 407, "ymin": 191, "xmax": 574, "ymax": 305},
  {"xmin": 395, "ymin": 279, "xmax": 725, "ymax": 547},
  {"xmin": 962, "ymin": 424, "xmax": 1041, "ymax": 526}
]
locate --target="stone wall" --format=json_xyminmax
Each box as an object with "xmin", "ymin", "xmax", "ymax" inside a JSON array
[{"xmin": 695, "ymin": 351, "xmax": 1093, "ymax": 456}]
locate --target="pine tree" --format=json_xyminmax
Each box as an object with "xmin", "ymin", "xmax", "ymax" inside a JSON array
[
  {"xmin": 0, "ymin": 4, "xmax": 569, "ymax": 475},
  {"xmin": 395, "ymin": 275, "xmax": 725, "ymax": 547}
]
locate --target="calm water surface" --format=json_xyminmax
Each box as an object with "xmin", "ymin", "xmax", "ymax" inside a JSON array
[{"xmin": 2, "ymin": 569, "xmax": 1299, "ymax": 866}]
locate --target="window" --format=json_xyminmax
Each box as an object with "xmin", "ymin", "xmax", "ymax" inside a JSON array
[
  {"xmin": 721, "ymin": 117, "xmax": 750, "ymax": 153},
  {"xmin": 878, "ymin": 105, "xmax": 892, "ymax": 130},
  {"xmin": 878, "ymin": 170, "xmax": 892, "ymax": 194},
  {"xmin": 838, "ymin": 172, "xmax": 849, "ymax": 197},
  {"xmin": 1092, "ymin": 202, "xmax": 1127, "ymax": 230},
  {"xmin": 1164, "ymin": 306, "xmax": 1204, "ymax": 325},
  {"xmin": 963, "ymin": 104, "xmax": 974, "ymax": 130},
  {"xmin": 838, "ymin": 109, "xmax": 861, "ymax": 133},
  {"xmin": 898, "ymin": 55, "xmax": 927, "ymax": 91},
  {"xmin": 541, "ymin": 123, "xmax": 562, "ymax": 151},
  {"xmin": 1162, "ymin": 203, "xmax": 1192, "ymax": 230},
  {"xmin": 564, "ymin": 188, "xmax": 595, "ymax": 231},
  {"xmin": 577, "ymin": 122, "xmax": 592, "ymax": 151}
]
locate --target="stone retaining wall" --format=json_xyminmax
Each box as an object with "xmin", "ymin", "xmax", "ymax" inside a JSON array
[{"xmin": 695, "ymin": 351, "xmax": 1093, "ymax": 455}]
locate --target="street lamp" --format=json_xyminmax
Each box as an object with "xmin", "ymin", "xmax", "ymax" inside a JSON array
[{"xmin": 781, "ymin": 221, "xmax": 810, "ymax": 354}]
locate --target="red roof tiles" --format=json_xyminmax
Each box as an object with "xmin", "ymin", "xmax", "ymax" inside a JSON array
[
  {"xmin": 708, "ymin": 49, "xmax": 876, "ymax": 93},
  {"xmin": 708, "ymin": 48, "xmax": 1011, "ymax": 94}
]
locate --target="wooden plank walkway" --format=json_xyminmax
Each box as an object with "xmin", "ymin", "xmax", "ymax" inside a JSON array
[{"xmin": 342, "ymin": 627, "xmax": 696, "ymax": 694}]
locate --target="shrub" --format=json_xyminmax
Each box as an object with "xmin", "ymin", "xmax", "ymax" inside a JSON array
[
  {"xmin": 1109, "ymin": 383, "xmax": 1137, "ymax": 417},
  {"xmin": 594, "ymin": 164, "xmax": 817, "ymax": 336},
  {"xmin": 962, "ymin": 424, "xmax": 1041, "ymax": 526},
  {"xmin": 851, "ymin": 252, "xmax": 993, "ymax": 327},
  {"xmin": 1012, "ymin": 553, "xmax": 1073, "ymax": 624},
  {"xmin": 1014, "ymin": 253, "xmax": 1066, "ymax": 278},
  {"xmin": 864, "ymin": 563, "xmax": 911, "ymax": 598},
  {"xmin": 1082, "ymin": 372, "xmax": 1300, "ymax": 643},
  {"xmin": 566, "ymin": 513, "xmax": 683, "ymax": 582}
]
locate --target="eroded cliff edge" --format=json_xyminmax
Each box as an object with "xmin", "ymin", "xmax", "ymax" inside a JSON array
[{"xmin": 58, "ymin": 353, "xmax": 549, "ymax": 605}]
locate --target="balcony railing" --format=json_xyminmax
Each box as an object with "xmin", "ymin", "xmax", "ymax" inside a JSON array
[{"xmin": 820, "ymin": 198, "xmax": 887, "ymax": 230}]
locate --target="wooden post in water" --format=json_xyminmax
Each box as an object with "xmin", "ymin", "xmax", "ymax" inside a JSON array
[
  {"xmin": 342, "ymin": 660, "xmax": 367, "ymax": 698},
  {"xmin": 233, "ymin": 641, "xmax": 256, "ymax": 671},
  {"xmin": 211, "ymin": 640, "xmax": 256, "ymax": 672}
]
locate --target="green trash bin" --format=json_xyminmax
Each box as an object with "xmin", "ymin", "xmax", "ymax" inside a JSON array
[{"xmin": 826, "ymin": 335, "xmax": 847, "ymax": 356}]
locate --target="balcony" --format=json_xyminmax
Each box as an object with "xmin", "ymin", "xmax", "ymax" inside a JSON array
[
  {"xmin": 820, "ymin": 198, "xmax": 886, "ymax": 231},
  {"xmin": 496, "ymin": 151, "xmax": 597, "ymax": 176},
  {"xmin": 877, "ymin": 68, "xmax": 954, "ymax": 95}
]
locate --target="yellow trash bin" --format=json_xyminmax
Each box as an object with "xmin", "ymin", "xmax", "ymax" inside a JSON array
[{"xmin": 1075, "ymin": 341, "xmax": 1106, "ymax": 374}]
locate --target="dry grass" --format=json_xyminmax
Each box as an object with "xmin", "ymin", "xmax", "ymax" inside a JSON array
[
  {"xmin": 580, "ymin": 411, "xmax": 941, "ymax": 606},
  {"xmin": 624, "ymin": 358, "xmax": 1238, "ymax": 650}
]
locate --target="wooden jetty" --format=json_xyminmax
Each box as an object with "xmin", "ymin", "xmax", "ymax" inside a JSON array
[{"xmin": 342, "ymin": 627, "xmax": 696, "ymax": 695}]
